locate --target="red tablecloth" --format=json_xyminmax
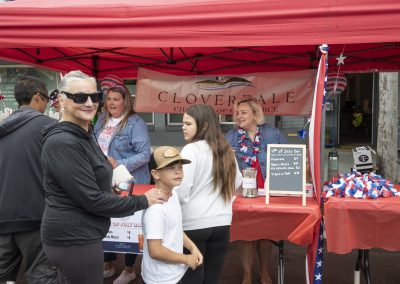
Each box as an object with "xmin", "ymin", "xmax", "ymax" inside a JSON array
[
  {"xmin": 131, "ymin": 184, "xmax": 152, "ymax": 195},
  {"xmin": 132, "ymin": 185, "xmax": 321, "ymax": 247},
  {"xmin": 324, "ymin": 197, "xmax": 400, "ymax": 254},
  {"xmin": 230, "ymin": 196, "xmax": 321, "ymax": 247}
]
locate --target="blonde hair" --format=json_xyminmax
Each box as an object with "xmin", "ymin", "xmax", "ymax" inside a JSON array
[
  {"xmin": 59, "ymin": 70, "xmax": 96, "ymax": 94},
  {"xmin": 233, "ymin": 97, "xmax": 265, "ymax": 125}
]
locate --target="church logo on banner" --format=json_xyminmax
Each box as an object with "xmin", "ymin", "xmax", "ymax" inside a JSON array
[
  {"xmin": 135, "ymin": 68, "xmax": 316, "ymax": 116},
  {"xmin": 195, "ymin": 77, "xmax": 254, "ymax": 90}
]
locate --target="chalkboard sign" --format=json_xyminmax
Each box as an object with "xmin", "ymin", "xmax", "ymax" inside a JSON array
[{"xmin": 265, "ymin": 144, "xmax": 306, "ymax": 206}]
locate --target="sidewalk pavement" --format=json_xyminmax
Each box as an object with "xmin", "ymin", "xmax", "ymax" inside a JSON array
[{"xmin": 104, "ymin": 242, "xmax": 400, "ymax": 284}]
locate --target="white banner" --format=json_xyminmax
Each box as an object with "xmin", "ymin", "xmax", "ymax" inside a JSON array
[{"xmin": 135, "ymin": 68, "xmax": 316, "ymax": 116}]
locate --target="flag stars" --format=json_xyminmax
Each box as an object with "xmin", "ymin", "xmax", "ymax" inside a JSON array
[
  {"xmin": 315, "ymin": 273, "xmax": 322, "ymax": 280},
  {"xmin": 336, "ymin": 53, "xmax": 347, "ymax": 65},
  {"xmin": 316, "ymin": 260, "xmax": 323, "ymax": 267},
  {"xmin": 318, "ymin": 247, "xmax": 323, "ymax": 254}
]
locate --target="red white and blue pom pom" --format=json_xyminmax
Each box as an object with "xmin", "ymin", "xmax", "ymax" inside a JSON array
[{"xmin": 323, "ymin": 171, "xmax": 399, "ymax": 200}]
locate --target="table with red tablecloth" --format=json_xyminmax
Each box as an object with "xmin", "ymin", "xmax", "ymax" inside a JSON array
[
  {"xmin": 133, "ymin": 185, "xmax": 322, "ymax": 246},
  {"xmin": 231, "ymin": 195, "xmax": 321, "ymax": 284},
  {"xmin": 324, "ymin": 196, "xmax": 400, "ymax": 284},
  {"xmin": 132, "ymin": 185, "xmax": 321, "ymax": 284},
  {"xmin": 231, "ymin": 196, "xmax": 321, "ymax": 246},
  {"xmin": 325, "ymin": 196, "xmax": 400, "ymax": 254},
  {"xmin": 130, "ymin": 184, "xmax": 151, "ymax": 196},
  {"xmin": 133, "ymin": 186, "xmax": 321, "ymax": 245}
]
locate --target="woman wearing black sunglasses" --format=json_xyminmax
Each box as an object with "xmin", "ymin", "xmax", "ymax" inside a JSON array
[
  {"xmin": 40, "ymin": 70, "xmax": 169, "ymax": 284},
  {"xmin": 94, "ymin": 75, "xmax": 152, "ymax": 284}
]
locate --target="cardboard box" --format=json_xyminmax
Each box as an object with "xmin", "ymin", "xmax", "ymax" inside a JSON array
[{"xmin": 352, "ymin": 146, "xmax": 374, "ymax": 172}]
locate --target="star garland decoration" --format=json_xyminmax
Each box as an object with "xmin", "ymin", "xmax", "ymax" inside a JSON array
[
  {"xmin": 325, "ymin": 45, "xmax": 347, "ymax": 103},
  {"xmin": 336, "ymin": 52, "xmax": 346, "ymax": 66}
]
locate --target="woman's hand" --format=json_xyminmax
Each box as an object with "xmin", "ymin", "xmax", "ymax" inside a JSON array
[
  {"xmin": 107, "ymin": 156, "xmax": 118, "ymax": 169},
  {"xmin": 144, "ymin": 188, "xmax": 169, "ymax": 206}
]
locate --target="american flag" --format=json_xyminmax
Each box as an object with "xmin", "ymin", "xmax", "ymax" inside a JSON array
[
  {"xmin": 306, "ymin": 44, "xmax": 328, "ymax": 284},
  {"xmin": 313, "ymin": 220, "xmax": 324, "ymax": 283},
  {"xmin": 306, "ymin": 214, "xmax": 325, "ymax": 284}
]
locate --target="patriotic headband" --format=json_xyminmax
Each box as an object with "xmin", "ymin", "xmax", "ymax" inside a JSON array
[{"xmin": 100, "ymin": 75, "xmax": 127, "ymax": 96}]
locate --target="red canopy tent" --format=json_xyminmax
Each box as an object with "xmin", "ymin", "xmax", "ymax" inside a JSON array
[
  {"xmin": 0, "ymin": 1, "xmax": 399, "ymax": 283},
  {"xmin": 0, "ymin": 0, "xmax": 399, "ymax": 78}
]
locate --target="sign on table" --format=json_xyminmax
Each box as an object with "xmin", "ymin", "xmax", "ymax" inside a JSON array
[
  {"xmin": 266, "ymin": 144, "xmax": 306, "ymax": 206},
  {"xmin": 102, "ymin": 211, "xmax": 144, "ymax": 254}
]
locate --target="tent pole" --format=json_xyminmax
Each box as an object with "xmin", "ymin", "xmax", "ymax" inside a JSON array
[{"xmin": 92, "ymin": 55, "xmax": 99, "ymax": 79}]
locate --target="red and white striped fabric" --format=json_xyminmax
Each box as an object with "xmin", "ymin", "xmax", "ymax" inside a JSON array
[{"xmin": 327, "ymin": 72, "xmax": 347, "ymax": 95}]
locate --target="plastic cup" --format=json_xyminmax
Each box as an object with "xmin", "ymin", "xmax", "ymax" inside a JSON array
[{"xmin": 242, "ymin": 168, "xmax": 258, "ymax": 198}]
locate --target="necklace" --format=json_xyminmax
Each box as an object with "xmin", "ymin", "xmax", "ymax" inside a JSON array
[{"xmin": 238, "ymin": 127, "xmax": 260, "ymax": 167}]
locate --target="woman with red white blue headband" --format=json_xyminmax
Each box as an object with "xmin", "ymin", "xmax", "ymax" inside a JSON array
[{"xmin": 94, "ymin": 75, "xmax": 152, "ymax": 284}]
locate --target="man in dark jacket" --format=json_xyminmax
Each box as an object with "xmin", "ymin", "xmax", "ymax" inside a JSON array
[{"xmin": 0, "ymin": 76, "xmax": 58, "ymax": 283}]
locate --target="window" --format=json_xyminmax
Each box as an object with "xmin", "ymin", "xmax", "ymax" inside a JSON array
[
  {"xmin": 0, "ymin": 66, "xmax": 59, "ymax": 115},
  {"xmin": 280, "ymin": 116, "xmax": 308, "ymax": 129},
  {"xmin": 167, "ymin": 113, "xmax": 183, "ymax": 125},
  {"xmin": 219, "ymin": 114, "xmax": 234, "ymax": 124},
  {"xmin": 137, "ymin": 112, "xmax": 154, "ymax": 125}
]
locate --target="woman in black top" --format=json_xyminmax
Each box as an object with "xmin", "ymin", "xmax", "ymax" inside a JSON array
[{"xmin": 41, "ymin": 70, "xmax": 168, "ymax": 284}]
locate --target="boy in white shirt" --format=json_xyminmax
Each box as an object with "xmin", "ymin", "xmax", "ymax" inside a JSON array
[{"xmin": 141, "ymin": 146, "xmax": 203, "ymax": 284}]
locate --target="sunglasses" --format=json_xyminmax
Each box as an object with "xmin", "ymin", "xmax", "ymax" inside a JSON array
[
  {"xmin": 61, "ymin": 91, "xmax": 103, "ymax": 104},
  {"xmin": 35, "ymin": 92, "xmax": 50, "ymax": 103},
  {"xmin": 49, "ymin": 89, "xmax": 59, "ymax": 102}
]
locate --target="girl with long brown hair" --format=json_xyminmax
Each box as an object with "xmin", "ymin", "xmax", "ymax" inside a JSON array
[{"xmin": 176, "ymin": 104, "xmax": 242, "ymax": 284}]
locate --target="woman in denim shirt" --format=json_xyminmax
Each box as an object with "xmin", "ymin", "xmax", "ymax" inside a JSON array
[
  {"xmin": 225, "ymin": 98, "xmax": 287, "ymax": 284},
  {"xmin": 94, "ymin": 75, "xmax": 151, "ymax": 284}
]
